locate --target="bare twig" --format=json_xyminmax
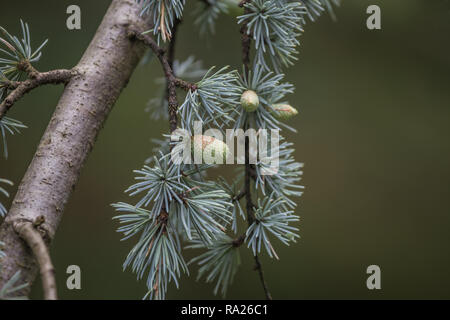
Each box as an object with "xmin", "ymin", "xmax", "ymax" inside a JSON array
[
  {"xmin": 253, "ymin": 254, "xmax": 272, "ymax": 299},
  {"xmin": 0, "ymin": 67, "xmax": 75, "ymax": 121},
  {"xmin": 128, "ymin": 27, "xmax": 196, "ymax": 134},
  {"xmin": 165, "ymin": 17, "xmax": 182, "ymax": 124},
  {"xmin": 13, "ymin": 219, "xmax": 57, "ymax": 300}
]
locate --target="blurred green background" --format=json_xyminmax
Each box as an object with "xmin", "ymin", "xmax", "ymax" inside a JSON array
[{"xmin": 1, "ymin": 0, "xmax": 450, "ymax": 299}]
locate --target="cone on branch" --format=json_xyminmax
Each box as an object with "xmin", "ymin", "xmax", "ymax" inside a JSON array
[
  {"xmin": 192, "ymin": 135, "xmax": 230, "ymax": 164},
  {"xmin": 271, "ymin": 103, "xmax": 298, "ymax": 120},
  {"xmin": 241, "ymin": 90, "xmax": 260, "ymax": 112}
]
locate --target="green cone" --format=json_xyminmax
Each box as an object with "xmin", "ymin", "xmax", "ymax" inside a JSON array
[
  {"xmin": 271, "ymin": 103, "xmax": 298, "ymax": 120},
  {"xmin": 241, "ymin": 90, "xmax": 260, "ymax": 112}
]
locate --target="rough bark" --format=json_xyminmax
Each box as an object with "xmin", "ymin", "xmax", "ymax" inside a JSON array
[
  {"xmin": 0, "ymin": 69, "xmax": 75, "ymax": 121},
  {"xmin": 0, "ymin": 0, "xmax": 150, "ymax": 297},
  {"xmin": 13, "ymin": 220, "xmax": 57, "ymax": 300}
]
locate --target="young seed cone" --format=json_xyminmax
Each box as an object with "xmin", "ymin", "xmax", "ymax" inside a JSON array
[
  {"xmin": 271, "ymin": 103, "xmax": 299, "ymax": 120},
  {"xmin": 192, "ymin": 135, "xmax": 229, "ymax": 164},
  {"xmin": 241, "ymin": 90, "xmax": 260, "ymax": 112}
]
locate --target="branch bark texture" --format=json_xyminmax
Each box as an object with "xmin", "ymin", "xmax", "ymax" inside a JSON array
[
  {"xmin": 0, "ymin": 69, "xmax": 75, "ymax": 121},
  {"xmin": 13, "ymin": 219, "xmax": 57, "ymax": 300},
  {"xmin": 0, "ymin": 0, "xmax": 150, "ymax": 297}
]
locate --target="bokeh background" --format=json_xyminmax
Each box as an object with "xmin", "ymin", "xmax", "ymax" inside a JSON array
[{"xmin": 1, "ymin": 0, "xmax": 450, "ymax": 299}]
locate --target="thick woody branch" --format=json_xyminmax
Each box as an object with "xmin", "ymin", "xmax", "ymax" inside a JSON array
[
  {"xmin": 127, "ymin": 27, "xmax": 196, "ymax": 133},
  {"xmin": 0, "ymin": 68, "xmax": 75, "ymax": 121},
  {"xmin": 13, "ymin": 219, "xmax": 57, "ymax": 300},
  {"xmin": 0, "ymin": 0, "xmax": 151, "ymax": 298}
]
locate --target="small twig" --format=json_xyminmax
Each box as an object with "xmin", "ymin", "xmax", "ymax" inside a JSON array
[
  {"xmin": 13, "ymin": 219, "xmax": 57, "ymax": 300},
  {"xmin": 253, "ymin": 254, "xmax": 272, "ymax": 300},
  {"xmin": 230, "ymin": 230, "xmax": 271, "ymax": 304},
  {"xmin": 240, "ymin": 1, "xmax": 252, "ymax": 76},
  {"xmin": 128, "ymin": 27, "xmax": 196, "ymax": 134},
  {"xmin": 0, "ymin": 68, "xmax": 76, "ymax": 122},
  {"xmin": 239, "ymin": 0, "xmax": 273, "ymax": 301},
  {"xmin": 232, "ymin": 234, "xmax": 245, "ymax": 247},
  {"xmin": 16, "ymin": 60, "xmax": 40, "ymax": 78},
  {"xmin": 244, "ymin": 135, "xmax": 272, "ymax": 301},
  {"xmin": 233, "ymin": 189, "xmax": 246, "ymax": 202},
  {"xmin": 164, "ymin": 17, "xmax": 182, "ymax": 124}
]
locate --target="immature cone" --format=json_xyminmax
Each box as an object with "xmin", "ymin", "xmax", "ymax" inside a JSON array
[
  {"xmin": 241, "ymin": 90, "xmax": 260, "ymax": 112},
  {"xmin": 271, "ymin": 103, "xmax": 299, "ymax": 120},
  {"xmin": 192, "ymin": 135, "xmax": 230, "ymax": 164}
]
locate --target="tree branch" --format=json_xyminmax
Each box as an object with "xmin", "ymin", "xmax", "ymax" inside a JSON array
[
  {"xmin": 233, "ymin": 189, "xmax": 246, "ymax": 202},
  {"xmin": 165, "ymin": 18, "xmax": 182, "ymax": 131},
  {"xmin": 0, "ymin": 0, "xmax": 151, "ymax": 298},
  {"xmin": 127, "ymin": 26, "xmax": 196, "ymax": 133},
  {"xmin": 253, "ymin": 254, "xmax": 271, "ymax": 299},
  {"xmin": 240, "ymin": 0, "xmax": 252, "ymax": 76},
  {"xmin": 13, "ymin": 219, "xmax": 57, "ymax": 300},
  {"xmin": 0, "ymin": 68, "xmax": 75, "ymax": 122},
  {"xmin": 239, "ymin": 0, "xmax": 273, "ymax": 301}
]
